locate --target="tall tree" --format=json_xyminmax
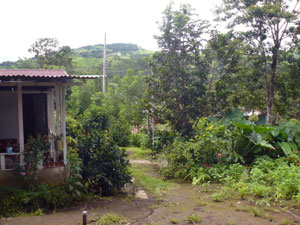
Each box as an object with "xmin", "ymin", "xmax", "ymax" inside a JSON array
[
  {"xmin": 217, "ymin": 0, "xmax": 300, "ymax": 124},
  {"xmin": 28, "ymin": 38, "xmax": 59, "ymax": 67},
  {"xmin": 28, "ymin": 38, "xmax": 72, "ymax": 70},
  {"xmin": 149, "ymin": 4, "xmax": 209, "ymax": 136}
]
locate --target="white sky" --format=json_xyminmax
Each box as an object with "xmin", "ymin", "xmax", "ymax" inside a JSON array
[{"xmin": 0, "ymin": 0, "xmax": 222, "ymax": 61}]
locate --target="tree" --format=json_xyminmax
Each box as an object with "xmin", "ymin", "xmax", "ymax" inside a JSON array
[
  {"xmin": 217, "ymin": 0, "xmax": 300, "ymax": 124},
  {"xmin": 203, "ymin": 31, "xmax": 245, "ymax": 115},
  {"xmin": 28, "ymin": 38, "xmax": 59, "ymax": 67},
  {"xmin": 149, "ymin": 3, "xmax": 209, "ymax": 136},
  {"xmin": 28, "ymin": 38, "xmax": 72, "ymax": 70}
]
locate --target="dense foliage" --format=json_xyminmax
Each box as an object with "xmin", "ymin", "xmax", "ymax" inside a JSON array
[
  {"xmin": 67, "ymin": 106, "xmax": 131, "ymax": 195},
  {"xmin": 160, "ymin": 115, "xmax": 300, "ymax": 180},
  {"xmin": 149, "ymin": 4, "xmax": 208, "ymax": 136}
]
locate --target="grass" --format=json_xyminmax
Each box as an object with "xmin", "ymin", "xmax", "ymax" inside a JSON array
[
  {"xmin": 185, "ymin": 214, "xmax": 202, "ymax": 224},
  {"xmin": 95, "ymin": 213, "xmax": 129, "ymax": 225},
  {"xmin": 122, "ymin": 146, "xmax": 152, "ymax": 159},
  {"xmin": 235, "ymin": 206, "xmax": 251, "ymax": 212},
  {"xmin": 170, "ymin": 218, "xmax": 178, "ymax": 224},
  {"xmin": 129, "ymin": 166, "xmax": 174, "ymax": 196},
  {"xmin": 280, "ymin": 219, "xmax": 293, "ymax": 225}
]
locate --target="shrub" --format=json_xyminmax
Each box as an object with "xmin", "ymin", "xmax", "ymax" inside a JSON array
[
  {"xmin": 0, "ymin": 187, "xmax": 26, "ymax": 218},
  {"xmin": 77, "ymin": 106, "xmax": 131, "ymax": 195},
  {"xmin": 130, "ymin": 132, "xmax": 150, "ymax": 148},
  {"xmin": 152, "ymin": 129, "xmax": 176, "ymax": 153},
  {"xmin": 16, "ymin": 135, "xmax": 50, "ymax": 190}
]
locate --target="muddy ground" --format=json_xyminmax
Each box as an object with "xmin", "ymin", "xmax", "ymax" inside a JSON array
[{"xmin": 1, "ymin": 151, "xmax": 300, "ymax": 225}]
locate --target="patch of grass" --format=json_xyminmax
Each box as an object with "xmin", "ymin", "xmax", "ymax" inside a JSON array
[
  {"xmin": 164, "ymin": 201, "xmax": 178, "ymax": 207},
  {"xmin": 31, "ymin": 208, "xmax": 44, "ymax": 216},
  {"xmin": 185, "ymin": 214, "xmax": 202, "ymax": 224},
  {"xmin": 226, "ymin": 221, "xmax": 236, "ymax": 225},
  {"xmin": 122, "ymin": 147, "xmax": 152, "ymax": 159},
  {"xmin": 280, "ymin": 219, "xmax": 292, "ymax": 225},
  {"xmin": 265, "ymin": 207, "xmax": 280, "ymax": 213},
  {"xmin": 16, "ymin": 208, "xmax": 44, "ymax": 217},
  {"xmin": 250, "ymin": 207, "xmax": 262, "ymax": 217},
  {"xmin": 235, "ymin": 206, "xmax": 251, "ymax": 212},
  {"xmin": 211, "ymin": 192, "xmax": 225, "ymax": 202},
  {"xmin": 170, "ymin": 218, "xmax": 178, "ymax": 224},
  {"xmin": 196, "ymin": 201, "xmax": 207, "ymax": 207},
  {"xmin": 96, "ymin": 213, "xmax": 129, "ymax": 225},
  {"xmin": 129, "ymin": 166, "xmax": 174, "ymax": 196}
]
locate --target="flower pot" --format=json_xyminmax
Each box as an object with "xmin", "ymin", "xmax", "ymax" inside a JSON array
[
  {"xmin": 6, "ymin": 147, "xmax": 13, "ymax": 154},
  {"xmin": 55, "ymin": 140, "xmax": 63, "ymax": 151}
]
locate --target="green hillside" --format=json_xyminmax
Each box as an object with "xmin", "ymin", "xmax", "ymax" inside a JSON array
[{"xmin": 0, "ymin": 43, "xmax": 153, "ymax": 77}]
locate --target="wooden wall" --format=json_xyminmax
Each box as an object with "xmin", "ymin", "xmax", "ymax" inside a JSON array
[{"xmin": 0, "ymin": 93, "xmax": 18, "ymax": 140}]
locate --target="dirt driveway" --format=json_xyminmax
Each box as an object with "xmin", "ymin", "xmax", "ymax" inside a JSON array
[{"xmin": 1, "ymin": 151, "xmax": 300, "ymax": 225}]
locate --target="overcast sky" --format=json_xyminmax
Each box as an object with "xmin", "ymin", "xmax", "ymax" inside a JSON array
[{"xmin": 0, "ymin": 0, "xmax": 222, "ymax": 62}]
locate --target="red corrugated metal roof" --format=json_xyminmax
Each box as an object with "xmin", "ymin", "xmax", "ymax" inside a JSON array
[
  {"xmin": 0, "ymin": 69, "xmax": 69, "ymax": 78},
  {"xmin": 0, "ymin": 69, "xmax": 101, "ymax": 79}
]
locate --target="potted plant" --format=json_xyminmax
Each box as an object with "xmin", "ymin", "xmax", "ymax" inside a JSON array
[
  {"xmin": 6, "ymin": 141, "xmax": 13, "ymax": 154},
  {"xmin": 55, "ymin": 135, "xmax": 63, "ymax": 151}
]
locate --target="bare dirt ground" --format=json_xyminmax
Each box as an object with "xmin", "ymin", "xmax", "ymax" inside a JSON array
[{"xmin": 1, "ymin": 154, "xmax": 300, "ymax": 225}]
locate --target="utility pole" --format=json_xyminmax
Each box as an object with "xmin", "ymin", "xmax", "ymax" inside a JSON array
[{"xmin": 103, "ymin": 32, "xmax": 107, "ymax": 93}]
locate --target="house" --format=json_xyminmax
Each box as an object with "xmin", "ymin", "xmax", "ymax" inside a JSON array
[{"xmin": 0, "ymin": 69, "xmax": 99, "ymax": 186}]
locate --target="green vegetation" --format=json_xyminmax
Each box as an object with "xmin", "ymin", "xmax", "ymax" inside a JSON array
[
  {"xmin": 95, "ymin": 213, "xmax": 129, "ymax": 225},
  {"xmin": 185, "ymin": 214, "xmax": 202, "ymax": 224},
  {"xmin": 96, "ymin": 214, "xmax": 129, "ymax": 225},
  {"xmin": 130, "ymin": 165, "xmax": 174, "ymax": 196},
  {"xmin": 122, "ymin": 146, "xmax": 152, "ymax": 160},
  {"xmin": 3, "ymin": 0, "xmax": 300, "ymax": 220}
]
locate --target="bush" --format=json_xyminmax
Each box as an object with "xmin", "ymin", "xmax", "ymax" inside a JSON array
[
  {"xmin": 152, "ymin": 129, "xmax": 176, "ymax": 153},
  {"xmin": 0, "ymin": 187, "xmax": 26, "ymax": 218},
  {"xmin": 130, "ymin": 132, "xmax": 150, "ymax": 148},
  {"xmin": 76, "ymin": 106, "xmax": 131, "ymax": 195}
]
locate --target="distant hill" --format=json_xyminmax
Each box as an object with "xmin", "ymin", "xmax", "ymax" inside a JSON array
[
  {"xmin": 71, "ymin": 43, "xmax": 153, "ymax": 76},
  {"xmin": 0, "ymin": 43, "xmax": 153, "ymax": 77}
]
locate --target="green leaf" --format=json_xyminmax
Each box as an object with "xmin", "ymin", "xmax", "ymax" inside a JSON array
[
  {"xmin": 255, "ymin": 126, "xmax": 273, "ymax": 134},
  {"xmin": 233, "ymin": 121, "xmax": 253, "ymax": 135},
  {"xmin": 289, "ymin": 142, "xmax": 298, "ymax": 152},
  {"xmin": 271, "ymin": 129, "xmax": 280, "ymax": 137},
  {"xmin": 278, "ymin": 142, "xmax": 292, "ymax": 155},
  {"xmin": 247, "ymin": 132, "xmax": 274, "ymax": 149}
]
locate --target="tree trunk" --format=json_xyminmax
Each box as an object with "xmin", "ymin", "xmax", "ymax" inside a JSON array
[
  {"xmin": 266, "ymin": 46, "xmax": 278, "ymax": 125},
  {"xmin": 266, "ymin": 92, "xmax": 273, "ymax": 125}
]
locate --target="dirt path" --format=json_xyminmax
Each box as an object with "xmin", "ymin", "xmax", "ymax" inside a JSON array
[{"xmin": 1, "ymin": 153, "xmax": 299, "ymax": 225}]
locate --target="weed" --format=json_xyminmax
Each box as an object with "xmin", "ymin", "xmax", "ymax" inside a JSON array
[
  {"xmin": 164, "ymin": 201, "xmax": 177, "ymax": 207},
  {"xmin": 280, "ymin": 219, "xmax": 292, "ymax": 225},
  {"xmin": 262, "ymin": 213, "xmax": 273, "ymax": 222},
  {"xmin": 170, "ymin": 218, "xmax": 178, "ymax": 224},
  {"xmin": 31, "ymin": 208, "xmax": 44, "ymax": 216},
  {"xmin": 235, "ymin": 206, "xmax": 250, "ymax": 212},
  {"xmin": 211, "ymin": 192, "xmax": 224, "ymax": 202},
  {"xmin": 96, "ymin": 213, "xmax": 129, "ymax": 225},
  {"xmin": 185, "ymin": 214, "xmax": 202, "ymax": 224},
  {"xmin": 250, "ymin": 207, "xmax": 262, "ymax": 217},
  {"xmin": 226, "ymin": 221, "xmax": 236, "ymax": 225},
  {"xmin": 196, "ymin": 201, "xmax": 207, "ymax": 206}
]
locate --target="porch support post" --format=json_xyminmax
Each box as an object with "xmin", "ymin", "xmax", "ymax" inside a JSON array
[
  {"xmin": 61, "ymin": 86, "xmax": 67, "ymax": 165},
  {"xmin": 47, "ymin": 89, "xmax": 55, "ymax": 150},
  {"xmin": 0, "ymin": 155, "xmax": 5, "ymax": 170},
  {"xmin": 55, "ymin": 86, "xmax": 61, "ymax": 137},
  {"xmin": 17, "ymin": 82, "xmax": 24, "ymax": 166}
]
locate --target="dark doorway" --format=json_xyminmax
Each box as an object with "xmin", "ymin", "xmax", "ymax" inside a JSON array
[{"xmin": 23, "ymin": 94, "xmax": 48, "ymax": 143}]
